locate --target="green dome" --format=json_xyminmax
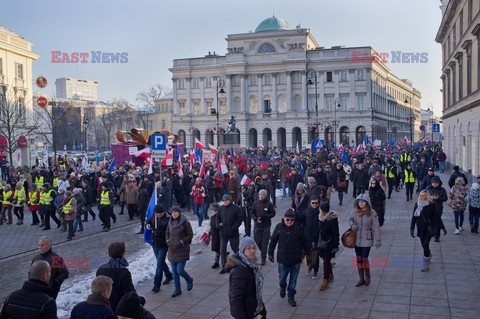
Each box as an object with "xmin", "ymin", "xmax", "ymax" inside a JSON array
[{"xmin": 255, "ymin": 16, "xmax": 293, "ymax": 32}]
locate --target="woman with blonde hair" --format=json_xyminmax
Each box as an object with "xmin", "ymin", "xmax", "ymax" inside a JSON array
[
  {"xmin": 410, "ymin": 190, "xmax": 439, "ymax": 271},
  {"xmin": 348, "ymin": 193, "xmax": 381, "ymax": 287}
]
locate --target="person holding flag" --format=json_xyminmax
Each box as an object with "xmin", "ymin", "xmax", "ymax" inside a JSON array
[{"xmin": 145, "ymin": 204, "xmax": 173, "ymax": 293}]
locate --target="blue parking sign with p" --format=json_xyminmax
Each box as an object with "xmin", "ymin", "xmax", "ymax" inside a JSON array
[{"xmin": 152, "ymin": 134, "xmax": 167, "ymax": 150}]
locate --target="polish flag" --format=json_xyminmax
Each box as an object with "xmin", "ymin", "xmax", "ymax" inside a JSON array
[
  {"xmin": 404, "ymin": 136, "xmax": 411, "ymax": 146},
  {"xmin": 240, "ymin": 175, "xmax": 251, "ymax": 185},
  {"xmin": 199, "ymin": 163, "xmax": 205, "ymax": 178},
  {"xmin": 161, "ymin": 148, "xmax": 173, "ymax": 166},
  {"xmin": 148, "ymin": 157, "xmax": 153, "ymax": 175},
  {"xmin": 177, "ymin": 160, "xmax": 183, "ymax": 177},
  {"xmin": 219, "ymin": 159, "xmax": 228, "ymax": 175},
  {"xmin": 195, "ymin": 138, "xmax": 206, "ymax": 150}
]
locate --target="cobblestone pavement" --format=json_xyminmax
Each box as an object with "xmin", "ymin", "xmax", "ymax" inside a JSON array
[{"xmin": 3, "ymin": 171, "xmax": 480, "ymax": 318}]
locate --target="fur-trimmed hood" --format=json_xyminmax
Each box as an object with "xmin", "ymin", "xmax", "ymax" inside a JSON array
[{"xmin": 319, "ymin": 210, "xmax": 338, "ymax": 222}]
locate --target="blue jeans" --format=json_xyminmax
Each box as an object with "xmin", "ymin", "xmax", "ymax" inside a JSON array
[
  {"xmin": 73, "ymin": 215, "xmax": 83, "ymax": 231},
  {"xmin": 439, "ymin": 161, "xmax": 446, "ymax": 173},
  {"xmin": 278, "ymin": 263, "xmax": 300, "ymax": 298},
  {"xmin": 282, "ymin": 182, "xmax": 290, "ymax": 197},
  {"xmin": 152, "ymin": 246, "xmax": 172, "ymax": 288},
  {"xmin": 193, "ymin": 203, "xmax": 204, "ymax": 226},
  {"xmin": 454, "ymin": 210, "xmax": 464, "ymax": 229},
  {"xmin": 171, "ymin": 261, "xmax": 192, "ymax": 292}
]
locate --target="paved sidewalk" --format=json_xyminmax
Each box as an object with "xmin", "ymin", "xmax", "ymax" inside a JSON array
[{"xmin": 137, "ymin": 171, "xmax": 479, "ymax": 319}]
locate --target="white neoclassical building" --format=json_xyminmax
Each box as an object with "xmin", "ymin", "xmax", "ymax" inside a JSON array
[
  {"xmin": 170, "ymin": 16, "xmax": 421, "ymax": 150},
  {"xmin": 436, "ymin": 0, "xmax": 480, "ymax": 178}
]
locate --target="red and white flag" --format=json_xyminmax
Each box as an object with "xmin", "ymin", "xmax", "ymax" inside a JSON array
[
  {"xmin": 199, "ymin": 163, "xmax": 205, "ymax": 178},
  {"xmin": 161, "ymin": 148, "xmax": 173, "ymax": 166},
  {"xmin": 240, "ymin": 175, "xmax": 251, "ymax": 185},
  {"xmin": 219, "ymin": 159, "xmax": 228, "ymax": 175},
  {"xmin": 195, "ymin": 138, "xmax": 205, "ymax": 150},
  {"xmin": 148, "ymin": 157, "xmax": 153, "ymax": 174},
  {"xmin": 177, "ymin": 160, "xmax": 183, "ymax": 177}
]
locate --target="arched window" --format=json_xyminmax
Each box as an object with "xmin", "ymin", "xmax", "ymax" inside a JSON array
[
  {"xmin": 340, "ymin": 126, "xmax": 350, "ymax": 145},
  {"xmin": 356, "ymin": 126, "xmax": 366, "ymax": 145},
  {"xmin": 258, "ymin": 43, "xmax": 276, "ymax": 53}
]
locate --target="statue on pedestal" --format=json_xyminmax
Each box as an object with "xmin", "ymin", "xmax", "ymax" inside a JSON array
[{"xmin": 227, "ymin": 115, "xmax": 236, "ymax": 133}]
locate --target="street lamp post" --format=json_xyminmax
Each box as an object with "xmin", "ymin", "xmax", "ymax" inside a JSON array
[
  {"xmin": 82, "ymin": 119, "xmax": 89, "ymax": 152},
  {"xmin": 212, "ymin": 78, "xmax": 225, "ymax": 147},
  {"xmin": 404, "ymin": 96, "xmax": 414, "ymax": 143},
  {"xmin": 307, "ymin": 70, "xmax": 319, "ymax": 140},
  {"xmin": 333, "ymin": 98, "xmax": 341, "ymax": 148}
]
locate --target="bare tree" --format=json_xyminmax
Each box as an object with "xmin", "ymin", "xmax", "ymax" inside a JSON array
[
  {"xmin": 33, "ymin": 101, "xmax": 76, "ymax": 160},
  {"xmin": 0, "ymin": 93, "xmax": 36, "ymax": 165},
  {"xmin": 136, "ymin": 83, "xmax": 171, "ymax": 107},
  {"xmin": 136, "ymin": 109, "xmax": 152, "ymax": 131}
]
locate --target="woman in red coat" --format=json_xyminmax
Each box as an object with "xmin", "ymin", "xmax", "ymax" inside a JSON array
[{"xmin": 190, "ymin": 178, "xmax": 205, "ymax": 227}]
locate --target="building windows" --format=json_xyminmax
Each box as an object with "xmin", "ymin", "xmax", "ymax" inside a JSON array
[
  {"xmin": 177, "ymin": 79, "xmax": 185, "ymax": 89},
  {"xmin": 468, "ymin": 0, "xmax": 473, "ymax": 24},
  {"xmin": 340, "ymin": 70, "xmax": 348, "ymax": 82},
  {"xmin": 339, "ymin": 94, "xmax": 349, "ymax": 109},
  {"xmin": 356, "ymin": 94, "xmax": 365, "ymax": 110},
  {"xmin": 17, "ymin": 97, "xmax": 25, "ymax": 124},
  {"xmin": 0, "ymin": 58, "xmax": 3, "ymax": 74},
  {"xmin": 206, "ymin": 100, "xmax": 213, "ymax": 109},
  {"xmin": 276, "ymin": 73, "xmax": 285, "ymax": 85},
  {"xmin": 161, "ymin": 120, "xmax": 166, "ymax": 129},
  {"xmin": 249, "ymin": 95, "xmax": 258, "ymax": 113},
  {"xmin": 356, "ymin": 69, "xmax": 364, "ymax": 81},
  {"xmin": 248, "ymin": 75, "xmax": 257, "ymax": 86},
  {"xmin": 326, "ymin": 72, "xmax": 333, "ymax": 82},
  {"xmin": 258, "ymin": 43, "xmax": 276, "ymax": 53},
  {"xmin": 264, "ymin": 99, "xmax": 272, "ymax": 113},
  {"xmin": 452, "ymin": 24, "xmax": 456, "ymax": 48},
  {"xmin": 192, "ymin": 78, "xmax": 200, "ymax": 89},
  {"xmin": 262, "ymin": 74, "xmax": 271, "ymax": 86},
  {"xmin": 179, "ymin": 101, "xmax": 186, "ymax": 115},
  {"xmin": 292, "ymin": 72, "xmax": 301, "ymax": 84},
  {"xmin": 205, "ymin": 77, "xmax": 212, "ymax": 88},
  {"xmin": 193, "ymin": 100, "xmax": 201, "ymax": 115},
  {"xmin": 460, "ymin": 9, "xmax": 464, "ymax": 36},
  {"xmin": 324, "ymin": 95, "xmax": 334, "ymax": 111},
  {"xmin": 15, "ymin": 63, "xmax": 23, "ymax": 79}
]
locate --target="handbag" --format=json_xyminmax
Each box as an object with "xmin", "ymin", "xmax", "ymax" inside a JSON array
[
  {"xmin": 338, "ymin": 180, "xmax": 347, "ymax": 189},
  {"xmin": 199, "ymin": 231, "xmax": 210, "ymax": 246},
  {"xmin": 341, "ymin": 228, "xmax": 356, "ymax": 248},
  {"xmin": 317, "ymin": 239, "xmax": 331, "ymax": 250}
]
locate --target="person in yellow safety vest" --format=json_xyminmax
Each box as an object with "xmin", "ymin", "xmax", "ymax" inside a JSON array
[
  {"xmin": 384, "ymin": 161, "xmax": 397, "ymax": 199},
  {"xmin": 99, "ymin": 182, "xmax": 114, "ymax": 232},
  {"xmin": 62, "ymin": 190, "xmax": 77, "ymax": 240},
  {"xmin": 35, "ymin": 174, "xmax": 45, "ymax": 188},
  {"xmin": 404, "ymin": 163, "xmax": 416, "ymax": 202},
  {"xmin": 400, "ymin": 152, "xmax": 411, "ymax": 170},
  {"xmin": 28, "ymin": 184, "xmax": 41, "ymax": 225},
  {"xmin": 52, "ymin": 174, "xmax": 59, "ymax": 190},
  {"xmin": 0, "ymin": 184, "xmax": 14, "ymax": 224},
  {"xmin": 13, "ymin": 182, "xmax": 26, "ymax": 225},
  {"xmin": 41, "ymin": 183, "xmax": 61, "ymax": 230}
]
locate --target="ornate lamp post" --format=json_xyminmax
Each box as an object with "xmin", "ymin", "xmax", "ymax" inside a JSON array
[
  {"xmin": 333, "ymin": 98, "xmax": 341, "ymax": 148},
  {"xmin": 404, "ymin": 96, "xmax": 414, "ymax": 143},
  {"xmin": 211, "ymin": 78, "xmax": 225, "ymax": 147}
]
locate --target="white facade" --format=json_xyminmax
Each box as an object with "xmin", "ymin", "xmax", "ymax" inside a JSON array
[
  {"xmin": 0, "ymin": 24, "xmax": 39, "ymax": 166},
  {"xmin": 436, "ymin": 0, "xmax": 480, "ymax": 177},
  {"xmin": 55, "ymin": 77, "xmax": 99, "ymax": 102},
  {"xmin": 170, "ymin": 17, "xmax": 421, "ymax": 150}
]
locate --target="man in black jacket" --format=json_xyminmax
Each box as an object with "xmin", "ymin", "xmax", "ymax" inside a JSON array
[
  {"xmin": 414, "ymin": 157, "xmax": 429, "ymax": 193},
  {"xmin": 96, "ymin": 241, "xmax": 136, "ymax": 313},
  {"xmin": 448, "ymin": 165, "xmax": 468, "ymax": 188},
  {"xmin": 268, "ymin": 209, "xmax": 310, "ymax": 307},
  {"xmin": 312, "ymin": 165, "xmax": 329, "ymax": 189},
  {"xmin": 426, "ymin": 176, "xmax": 448, "ymax": 242},
  {"xmin": 250, "ymin": 189, "xmax": 276, "ymax": 265},
  {"xmin": 81, "ymin": 178, "xmax": 96, "ymax": 221},
  {"xmin": 31, "ymin": 236, "xmax": 69, "ymax": 299},
  {"xmin": 421, "ymin": 168, "xmax": 438, "ymax": 191},
  {"xmin": 217, "ymin": 194, "xmax": 244, "ymax": 274},
  {"xmin": 145, "ymin": 204, "xmax": 173, "ymax": 293},
  {"xmin": 0, "ymin": 260, "xmax": 57, "ymax": 319},
  {"xmin": 353, "ymin": 163, "xmax": 369, "ymax": 196}
]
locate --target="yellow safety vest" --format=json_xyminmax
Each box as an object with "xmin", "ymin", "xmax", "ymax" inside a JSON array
[
  {"xmin": 384, "ymin": 168, "xmax": 395, "ymax": 179},
  {"xmin": 29, "ymin": 191, "xmax": 39, "ymax": 205},
  {"xmin": 100, "ymin": 191, "xmax": 111, "ymax": 206},
  {"xmin": 44, "ymin": 189, "xmax": 54, "ymax": 205},
  {"xmin": 3, "ymin": 190, "xmax": 13, "ymax": 205},
  {"xmin": 15, "ymin": 189, "xmax": 24, "ymax": 204},
  {"xmin": 404, "ymin": 170, "xmax": 415, "ymax": 183},
  {"xmin": 35, "ymin": 176, "xmax": 44, "ymax": 186},
  {"xmin": 39, "ymin": 191, "xmax": 45, "ymax": 205},
  {"xmin": 400, "ymin": 154, "xmax": 411, "ymax": 163},
  {"xmin": 53, "ymin": 177, "xmax": 58, "ymax": 189},
  {"xmin": 63, "ymin": 199, "xmax": 73, "ymax": 214}
]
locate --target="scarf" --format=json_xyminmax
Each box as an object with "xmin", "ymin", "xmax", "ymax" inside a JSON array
[
  {"xmin": 294, "ymin": 192, "xmax": 306, "ymax": 210},
  {"xmin": 169, "ymin": 214, "xmax": 186, "ymax": 229},
  {"xmin": 414, "ymin": 199, "xmax": 429, "ymax": 217},
  {"xmin": 238, "ymin": 251, "xmax": 264, "ymax": 315}
]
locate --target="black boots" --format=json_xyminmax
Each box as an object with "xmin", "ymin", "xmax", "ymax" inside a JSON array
[{"xmin": 355, "ymin": 268, "xmax": 365, "ymax": 287}]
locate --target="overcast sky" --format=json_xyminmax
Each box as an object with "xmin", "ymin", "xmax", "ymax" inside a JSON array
[{"xmin": 1, "ymin": 0, "xmax": 443, "ymax": 115}]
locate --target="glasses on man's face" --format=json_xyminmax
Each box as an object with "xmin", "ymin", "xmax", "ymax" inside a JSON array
[
  {"xmin": 311, "ymin": 202, "xmax": 319, "ymax": 205},
  {"xmin": 285, "ymin": 218, "xmax": 295, "ymax": 222}
]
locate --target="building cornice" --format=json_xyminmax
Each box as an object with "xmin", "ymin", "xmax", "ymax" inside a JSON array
[{"xmin": 436, "ymin": 0, "xmax": 461, "ymax": 43}]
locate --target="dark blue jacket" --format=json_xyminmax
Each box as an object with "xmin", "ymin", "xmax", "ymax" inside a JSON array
[{"xmin": 70, "ymin": 294, "xmax": 115, "ymax": 319}]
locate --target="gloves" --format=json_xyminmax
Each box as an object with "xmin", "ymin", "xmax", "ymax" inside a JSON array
[
  {"xmin": 443, "ymin": 228, "xmax": 447, "ymax": 236},
  {"xmin": 268, "ymin": 255, "xmax": 274, "ymax": 263},
  {"xmin": 351, "ymin": 224, "xmax": 359, "ymax": 231},
  {"xmin": 375, "ymin": 240, "xmax": 382, "ymax": 248},
  {"xmin": 410, "ymin": 230, "xmax": 415, "ymax": 238}
]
